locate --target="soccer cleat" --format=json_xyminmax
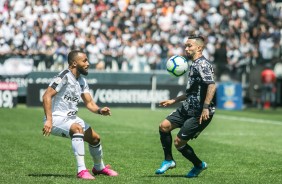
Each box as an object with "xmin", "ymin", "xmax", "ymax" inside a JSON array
[
  {"xmin": 92, "ymin": 165, "xmax": 118, "ymax": 176},
  {"xmin": 186, "ymin": 161, "xmax": 207, "ymax": 178},
  {"xmin": 77, "ymin": 169, "xmax": 95, "ymax": 180},
  {"xmin": 155, "ymin": 160, "xmax": 176, "ymax": 174}
]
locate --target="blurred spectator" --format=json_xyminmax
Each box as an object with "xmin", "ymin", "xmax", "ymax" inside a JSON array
[
  {"xmin": 0, "ymin": 38, "xmax": 11, "ymax": 63},
  {"xmin": 123, "ymin": 40, "xmax": 137, "ymax": 71},
  {"xmin": 259, "ymin": 26, "xmax": 275, "ymax": 65},
  {"xmin": 12, "ymin": 27, "xmax": 25, "ymax": 50},
  {"xmin": 213, "ymin": 41, "xmax": 228, "ymax": 81},
  {"xmin": 108, "ymin": 32, "xmax": 122, "ymax": 71},
  {"xmin": 86, "ymin": 35, "xmax": 103, "ymax": 69},
  {"xmin": 102, "ymin": 44, "xmax": 113, "ymax": 71},
  {"xmin": 34, "ymin": 33, "xmax": 56, "ymax": 70},
  {"xmin": 136, "ymin": 40, "xmax": 148, "ymax": 72},
  {"xmin": 53, "ymin": 42, "xmax": 68, "ymax": 71},
  {"xmin": 159, "ymin": 39, "xmax": 169, "ymax": 70},
  {"xmin": 24, "ymin": 29, "xmax": 37, "ymax": 54},
  {"xmin": 261, "ymin": 67, "xmax": 277, "ymax": 109},
  {"xmin": 206, "ymin": 7, "xmax": 223, "ymax": 29}
]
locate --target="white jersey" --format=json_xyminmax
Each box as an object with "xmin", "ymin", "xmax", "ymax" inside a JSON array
[{"xmin": 48, "ymin": 69, "xmax": 90, "ymax": 117}]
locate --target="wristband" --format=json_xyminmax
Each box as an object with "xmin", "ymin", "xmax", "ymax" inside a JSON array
[
  {"xmin": 97, "ymin": 108, "xmax": 102, "ymax": 114},
  {"xmin": 203, "ymin": 104, "xmax": 209, "ymax": 109}
]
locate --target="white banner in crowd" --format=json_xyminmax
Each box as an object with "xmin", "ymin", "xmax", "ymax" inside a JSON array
[{"xmin": 0, "ymin": 58, "xmax": 34, "ymax": 76}]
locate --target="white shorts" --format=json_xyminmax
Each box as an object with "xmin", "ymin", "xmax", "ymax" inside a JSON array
[{"xmin": 44, "ymin": 115, "xmax": 90, "ymax": 138}]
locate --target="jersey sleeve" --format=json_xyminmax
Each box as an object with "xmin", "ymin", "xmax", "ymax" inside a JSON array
[
  {"xmin": 79, "ymin": 78, "xmax": 90, "ymax": 94},
  {"xmin": 198, "ymin": 62, "xmax": 215, "ymax": 84},
  {"xmin": 49, "ymin": 74, "xmax": 68, "ymax": 92}
]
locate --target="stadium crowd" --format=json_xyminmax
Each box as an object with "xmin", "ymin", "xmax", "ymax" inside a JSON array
[{"xmin": 0, "ymin": 0, "xmax": 282, "ymax": 82}]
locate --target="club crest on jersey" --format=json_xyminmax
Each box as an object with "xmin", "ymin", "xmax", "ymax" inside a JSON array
[{"xmin": 54, "ymin": 77, "xmax": 62, "ymax": 84}]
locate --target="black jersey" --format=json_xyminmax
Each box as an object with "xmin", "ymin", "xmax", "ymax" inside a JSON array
[{"xmin": 183, "ymin": 56, "xmax": 215, "ymax": 116}]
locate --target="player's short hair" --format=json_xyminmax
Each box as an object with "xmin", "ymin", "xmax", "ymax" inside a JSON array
[
  {"xmin": 187, "ymin": 34, "xmax": 205, "ymax": 42},
  {"xmin": 187, "ymin": 34, "xmax": 205, "ymax": 49},
  {"xmin": 68, "ymin": 50, "xmax": 85, "ymax": 65}
]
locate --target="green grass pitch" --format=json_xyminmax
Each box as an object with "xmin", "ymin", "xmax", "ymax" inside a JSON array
[{"xmin": 1, "ymin": 106, "xmax": 282, "ymax": 184}]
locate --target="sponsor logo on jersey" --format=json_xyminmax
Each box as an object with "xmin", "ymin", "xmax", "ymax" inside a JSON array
[{"xmin": 63, "ymin": 94, "xmax": 80, "ymax": 103}]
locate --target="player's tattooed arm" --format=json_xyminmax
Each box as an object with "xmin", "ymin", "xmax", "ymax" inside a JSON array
[
  {"xmin": 204, "ymin": 83, "xmax": 216, "ymax": 105},
  {"xmin": 200, "ymin": 83, "xmax": 216, "ymax": 124}
]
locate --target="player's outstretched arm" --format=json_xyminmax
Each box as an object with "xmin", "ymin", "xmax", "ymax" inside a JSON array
[
  {"xmin": 42, "ymin": 87, "xmax": 57, "ymax": 136},
  {"xmin": 81, "ymin": 93, "xmax": 111, "ymax": 116},
  {"xmin": 159, "ymin": 94, "xmax": 186, "ymax": 107}
]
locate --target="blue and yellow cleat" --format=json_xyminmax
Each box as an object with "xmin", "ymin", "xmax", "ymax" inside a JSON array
[
  {"xmin": 186, "ymin": 161, "xmax": 207, "ymax": 178},
  {"xmin": 155, "ymin": 160, "xmax": 176, "ymax": 174}
]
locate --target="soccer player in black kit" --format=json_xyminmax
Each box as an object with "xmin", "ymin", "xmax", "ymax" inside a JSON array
[{"xmin": 155, "ymin": 35, "xmax": 216, "ymax": 178}]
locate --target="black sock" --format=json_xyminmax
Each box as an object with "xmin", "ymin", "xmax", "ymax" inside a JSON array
[
  {"xmin": 177, "ymin": 144, "xmax": 202, "ymax": 167},
  {"xmin": 159, "ymin": 131, "xmax": 174, "ymax": 161}
]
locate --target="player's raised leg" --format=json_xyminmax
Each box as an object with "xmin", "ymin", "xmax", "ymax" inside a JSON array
[
  {"xmin": 84, "ymin": 127, "xmax": 118, "ymax": 176},
  {"xmin": 155, "ymin": 119, "xmax": 177, "ymax": 174}
]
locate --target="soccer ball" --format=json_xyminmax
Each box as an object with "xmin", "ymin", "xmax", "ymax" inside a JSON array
[{"xmin": 166, "ymin": 55, "xmax": 188, "ymax": 77}]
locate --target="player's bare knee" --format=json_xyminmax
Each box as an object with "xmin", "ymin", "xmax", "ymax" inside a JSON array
[
  {"xmin": 86, "ymin": 136, "xmax": 100, "ymax": 145},
  {"xmin": 159, "ymin": 122, "xmax": 171, "ymax": 133},
  {"xmin": 92, "ymin": 136, "xmax": 100, "ymax": 145},
  {"xmin": 174, "ymin": 137, "xmax": 186, "ymax": 149},
  {"xmin": 84, "ymin": 128, "xmax": 100, "ymax": 145},
  {"xmin": 173, "ymin": 137, "xmax": 180, "ymax": 148},
  {"xmin": 70, "ymin": 123, "xmax": 84, "ymax": 134},
  {"xmin": 91, "ymin": 133, "xmax": 100, "ymax": 143}
]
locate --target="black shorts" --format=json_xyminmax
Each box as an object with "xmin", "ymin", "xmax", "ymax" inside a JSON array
[{"xmin": 166, "ymin": 106, "xmax": 213, "ymax": 141}]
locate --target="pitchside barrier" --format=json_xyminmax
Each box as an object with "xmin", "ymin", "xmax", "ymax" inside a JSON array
[
  {"xmin": 216, "ymin": 82, "xmax": 243, "ymax": 110},
  {"xmin": 2, "ymin": 71, "xmax": 182, "ymax": 97},
  {"xmin": 2, "ymin": 70, "xmax": 282, "ymax": 108},
  {"xmin": 22, "ymin": 70, "xmax": 186, "ymax": 107},
  {"xmin": 27, "ymin": 83, "xmax": 185, "ymax": 107},
  {"xmin": 0, "ymin": 82, "xmax": 18, "ymax": 108}
]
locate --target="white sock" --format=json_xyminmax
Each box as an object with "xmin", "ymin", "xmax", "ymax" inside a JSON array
[
  {"xmin": 72, "ymin": 133, "xmax": 86, "ymax": 173},
  {"xmin": 89, "ymin": 143, "xmax": 105, "ymax": 171}
]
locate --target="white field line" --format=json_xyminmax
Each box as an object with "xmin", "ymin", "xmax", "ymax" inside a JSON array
[
  {"xmin": 99, "ymin": 130, "xmax": 156, "ymax": 134},
  {"xmin": 216, "ymin": 114, "xmax": 282, "ymax": 125},
  {"xmin": 99, "ymin": 114, "xmax": 282, "ymax": 135}
]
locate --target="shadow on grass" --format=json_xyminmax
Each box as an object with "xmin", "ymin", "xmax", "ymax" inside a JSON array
[
  {"xmin": 28, "ymin": 173, "xmax": 74, "ymax": 178},
  {"xmin": 146, "ymin": 175, "xmax": 185, "ymax": 178}
]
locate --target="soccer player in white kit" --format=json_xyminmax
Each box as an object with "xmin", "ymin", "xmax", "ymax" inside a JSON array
[{"xmin": 42, "ymin": 50, "xmax": 118, "ymax": 180}]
